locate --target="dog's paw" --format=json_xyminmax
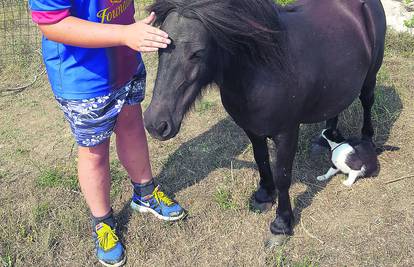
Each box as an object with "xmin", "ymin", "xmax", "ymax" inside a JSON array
[
  {"xmin": 317, "ymin": 175, "xmax": 328, "ymax": 181},
  {"xmin": 342, "ymin": 180, "xmax": 354, "ymax": 187}
]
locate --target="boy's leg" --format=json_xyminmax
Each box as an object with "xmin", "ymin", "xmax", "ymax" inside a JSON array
[
  {"xmin": 77, "ymin": 136, "xmax": 125, "ymax": 267},
  {"xmin": 114, "ymin": 104, "xmax": 186, "ymax": 221},
  {"xmin": 57, "ymin": 92, "xmax": 131, "ymax": 266},
  {"xmin": 78, "ymin": 139, "xmax": 112, "ymax": 218},
  {"xmin": 114, "ymin": 104, "xmax": 152, "ymax": 184}
]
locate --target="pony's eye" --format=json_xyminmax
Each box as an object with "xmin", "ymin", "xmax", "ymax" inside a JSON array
[
  {"xmin": 189, "ymin": 50, "xmax": 205, "ymax": 60},
  {"xmin": 160, "ymin": 43, "xmax": 176, "ymax": 54}
]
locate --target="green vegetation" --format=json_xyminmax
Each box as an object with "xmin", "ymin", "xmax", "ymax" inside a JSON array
[
  {"xmin": 276, "ymin": 0, "xmax": 296, "ymax": 5},
  {"xmin": 214, "ymin": 187, "xmax": 237, "ymax": 210},
  {"xmin": 404, "ymin": 15, "xmax": 414, "ymax": 28},
  {"xmin": 403, "ymin": 0, "xmax": 414, "ymax": 28},
  {"xmin": 109, "ymin": 160, "xmax": 128, "ymax": 197},
  {"xmin": 385, "ymin": 29, "xmax": 414, "ymax": 57},
  {"xmin": 33, "ymin": 202, "xmax": 51, "ymax": 223},
  {"xmin": 195, "ymin": 99, "xmax": 216, "ymax": 114},
  {"xmin": 36, "ymin": 167, "xmax": 78, "ymax": 191},
  {"xmin": 267, "ymin": 247, "xmax": 319, "ymax": 267},
  {"xmin": 1, "ymin": 254, "xmax": 14, "ymax": 267}
]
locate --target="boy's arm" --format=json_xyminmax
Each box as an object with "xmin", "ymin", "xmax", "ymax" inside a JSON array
[{"xmin": 38, "ymin": 12, "xmax": 170, "ymax": 52}]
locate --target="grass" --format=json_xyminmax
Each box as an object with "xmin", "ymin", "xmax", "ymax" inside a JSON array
[
  {"xmin": 214, "ymin": 187, "xmax": 238, "ymax": 210},
  {"xmin": 403, "ymin": 0, "xmax": 414, "ymax": 29},
  {"xmin": 385, "ymin": 30, "xmax": 414, "ymax": 57},
  {"xmin": 33, "ymin": 202, "xmax": 52, "ymax": 223},
  {"xmin": 0, "ymin": 6, "xmax": 414, "ymax": 266},
  {"xmin": 195, "ymin": 99, "xmax": 216, "ymax": 114},
  {"xmin": 276, "ymin": 0, "xmax": 296, "ymax": 5},
  {"xmin": 266, "ymin": 247, "xmax": 319, "ymax": 267},
  {"xmin": 110, "ymin": 160, "xmax": 129, "ymax": 197},
  {"xmin": 404, "ymin": 16, "xmax": 414, "ymax": 28},
  {"xmin": 1, "ymin": 254, "xmax": 13, "ymax": 267},
  {"xmin": 0, "ymin": 1, "xmax": 42, "ymax": 90},
  {"xmin": 36, "ymin": 167, "xmax": 78, "ymax": 191}
]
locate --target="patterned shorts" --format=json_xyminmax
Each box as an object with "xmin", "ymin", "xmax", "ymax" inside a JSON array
[{"xmin": 56, "ymin": 70, "xmax": 146, "ymax": 147}]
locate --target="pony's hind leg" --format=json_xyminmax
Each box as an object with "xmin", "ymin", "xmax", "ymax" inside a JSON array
[
  {"xmin": 245, "ymin": 131, "xmax": 275, "ymax": 212},
  {"xmin": 360, "ymin": 77, "xmax": 376, "ymax": 142},
  {"xmin": 311, "ymin": 116, "xmax": 339, "ymax": 150},
  {"xmin": 326, "ymin": 116, "xmax": 339, "ymax": 130}
]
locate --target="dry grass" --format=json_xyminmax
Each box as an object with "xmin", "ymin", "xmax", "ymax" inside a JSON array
[{"xmin": 1, "ymin": 24, "xmax": 414, "ymax": 267}]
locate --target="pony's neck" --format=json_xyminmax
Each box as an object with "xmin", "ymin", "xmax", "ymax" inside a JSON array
[
  {"xmin": 214, "ymin": 43, "xmax": 288, "ymax": 91},
  {"xmin": 211, "ymin": 2, "xmax": 287, "ymax": 87}
]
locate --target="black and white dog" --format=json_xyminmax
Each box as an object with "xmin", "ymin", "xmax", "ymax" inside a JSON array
[{"xmin": 317, "ymin": 129, "xmax": 378, "ymax": 187}]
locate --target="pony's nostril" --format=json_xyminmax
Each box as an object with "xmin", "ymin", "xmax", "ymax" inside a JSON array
[{"xmin": 156, "ymin": 121, "xmax": 171, "ymax": 137}]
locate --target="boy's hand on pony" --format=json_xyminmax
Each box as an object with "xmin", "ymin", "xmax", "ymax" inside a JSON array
[{"xmin": 123, "ymin": 12, "xmax": 171, "ymax": 52}]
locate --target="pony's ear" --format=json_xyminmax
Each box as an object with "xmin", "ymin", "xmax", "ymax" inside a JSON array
[{"xmin": 146, "ymin": 1, "xmax": 175, "ymax": 27}]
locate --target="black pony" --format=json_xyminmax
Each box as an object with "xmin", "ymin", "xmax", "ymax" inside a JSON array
[{"xmin": 144, "ymin": 0, "xmax": 386, "ymax": 243}]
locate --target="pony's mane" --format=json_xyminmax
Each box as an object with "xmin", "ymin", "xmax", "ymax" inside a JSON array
[{"xmin": 148, "ymin": 0, "xmax": 285, "ymax": 65}]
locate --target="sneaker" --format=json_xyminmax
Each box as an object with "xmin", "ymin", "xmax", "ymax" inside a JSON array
[
  {"xmin": 93, "ymin": 222, "xmax": 126, "ymax": 267},
  {"xmin": 130, "ymin": 185, "xmax": 186, "ymax": 221}
]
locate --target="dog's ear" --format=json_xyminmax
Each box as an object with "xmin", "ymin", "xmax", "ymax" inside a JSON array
[
  {"xmin": 331, "ymin": 129, "xmax": 345, "ymax": 142},
  {"xmin": 322, "ymin": 128, "xmax": 334, "ymax": 141}
]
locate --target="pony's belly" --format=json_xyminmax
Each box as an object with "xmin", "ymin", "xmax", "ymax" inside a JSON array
[{"xmin": 300, "ymin": 88, "xmax": 361, "ymax": 123}]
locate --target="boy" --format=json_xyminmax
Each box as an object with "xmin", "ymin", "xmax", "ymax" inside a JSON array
[{"xmin": 29, "ymin": 1, "xmax": 186, "ymax": 266}]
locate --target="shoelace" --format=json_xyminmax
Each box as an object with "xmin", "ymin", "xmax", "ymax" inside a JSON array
[
  {"xmin": 153, "ymin": 186, "xmax": 174, "ymax": 206},
  {"xmin": 97, "ymin": 225, "xmax": 119, "ymax": 252}
]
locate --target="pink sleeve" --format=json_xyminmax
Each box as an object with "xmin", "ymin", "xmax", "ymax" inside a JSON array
[{"xmin": 31, "ymin": 9, "xmax": 70, "ymax": 24}]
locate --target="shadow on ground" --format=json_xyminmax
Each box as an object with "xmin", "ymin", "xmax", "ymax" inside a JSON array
[
  {"xmin": 291, "ymin": 85, "xmax": 403, "ymax": 227},
  {"xmin": 117, "ymin": 85, "xmax": 402, "ymax": 236},
  {"xmin": 116, "ymin": 118, "xmax": 250, "ymax": 237},
  {"xmin": 157, "ymin": 118, "xmax": 251, "ymax": 194}
]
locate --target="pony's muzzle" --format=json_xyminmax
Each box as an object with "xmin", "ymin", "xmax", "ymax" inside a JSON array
[
  {"xmin": 155, "ymin": 121, "xmax": 171, "ymax": 139},
  {"xmin": 144, "ymin": 107, "xmax": 176, "ymax": 141},
  {"xmin": 145, "ymin": 119, "xmax": 173, "ymax": 141}
]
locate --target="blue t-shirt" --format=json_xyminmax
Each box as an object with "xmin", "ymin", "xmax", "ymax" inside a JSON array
[{"xmin": 29, "ymin": 0, "xmax": 143, "ymax": 100}]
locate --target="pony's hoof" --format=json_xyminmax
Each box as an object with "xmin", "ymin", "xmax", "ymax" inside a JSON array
[
  {"xmin": 251, "ymin": 198, "xmax": 273, "ymax": 213},
  {"xmin": 250, "ymin": 187, "xmax": 275, "ymax": 213},
  {"xmin": 264, "ymin": 234, "xmax": 290, "ymax": 249}
]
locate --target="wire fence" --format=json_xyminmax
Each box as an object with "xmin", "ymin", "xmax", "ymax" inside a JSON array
[
  {"xmin": 0, "ymin": 0, "xmax": 154, "ymax": 93},
  {"xmin": 0, "ymin": 0, "xmax": 42, "ymax": 92},
  {"xmin": 0, "ymin": 0, "xmax": 40, "ymax": 63}
]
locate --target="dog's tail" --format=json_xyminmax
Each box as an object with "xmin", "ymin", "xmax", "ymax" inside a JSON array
[{"xmin": 375, "ymin": 145, "xmax": 400, "ymax": 156}]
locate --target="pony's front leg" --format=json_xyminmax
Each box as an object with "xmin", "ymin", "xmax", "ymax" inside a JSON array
[
  {"xmin": 245, "ymin": 131, "xmax": 275, "ymax": 212},
  {"xmin": 269, "ymin": 126, "xmax": 299, "ymax": 242}
]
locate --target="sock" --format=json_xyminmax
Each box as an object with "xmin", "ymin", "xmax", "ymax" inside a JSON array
[
  {"xmin": 92, "ymin": 209, "xmax": 115, "ymax": 230},
  {"xmin": 132, "ymin": 179, "xmax": 156, "ymax": 197}
]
